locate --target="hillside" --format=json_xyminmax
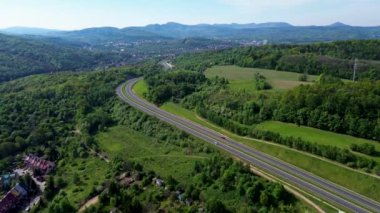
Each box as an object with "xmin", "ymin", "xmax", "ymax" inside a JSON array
[
  {"xmin": 0, "ymin": 33, "xmax": 130, "ymax": 82},
  {"xmin": 175, "ymin": 40, "xmax": 380, "ymax": 80}
]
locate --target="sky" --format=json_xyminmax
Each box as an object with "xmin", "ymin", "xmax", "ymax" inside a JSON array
[{"xmin": 0, "ymin": 0, "xmax": 379, "ymax": 30}]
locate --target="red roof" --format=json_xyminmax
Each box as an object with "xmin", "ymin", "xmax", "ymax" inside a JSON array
[{"xmin": 24, "ymin": 154, "xmax": 55, "ymax": 173}]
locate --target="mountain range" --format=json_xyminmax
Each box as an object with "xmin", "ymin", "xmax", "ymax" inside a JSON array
[{"xmin": 2, "ymin": 22, "xmax": 380, "ymax": 44}]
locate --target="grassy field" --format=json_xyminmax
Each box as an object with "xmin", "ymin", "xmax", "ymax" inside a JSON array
[
  {"xmin": 257, "ymin": 121, "xmax": 380, "ymax": 162},
  {"xmin": 160, "ymin": 102, "xmax": 380, "ymax": 201},
  {"xmin": 54, "ymin": 156, "xmax": 109, "ymax": 208},
  {"xmin": 133, "ymin": 79, "xmax": 148, "ymax": 98},
  {"xmin": 205, "ymin": 65, "xmax": 317, "ymax": 91},
  {"xmin": 96, "ymin": 126, "xmax": 208, "ymax": 183}
]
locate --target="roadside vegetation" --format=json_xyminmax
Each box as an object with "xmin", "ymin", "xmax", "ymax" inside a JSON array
[
  {"xmin": 135, "ymin": 61, "xmax": 380, "ymax": 202},
  {"xmin": 137, "ymin": 96, "xmax": 380, "ymax": 203}
]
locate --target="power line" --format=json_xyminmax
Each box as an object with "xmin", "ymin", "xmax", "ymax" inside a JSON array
[{"xmin": 353, "ymin": 58, "xmax": 358, "ymax": 82}]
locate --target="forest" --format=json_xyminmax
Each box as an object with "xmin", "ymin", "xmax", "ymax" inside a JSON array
[
  {"xmin": 0, "ymin": 33, "xmax": 131, "ymax": 82},
  {"xmin": 175, "ymin": 40, "xmax": 380, "ymax": 80}
]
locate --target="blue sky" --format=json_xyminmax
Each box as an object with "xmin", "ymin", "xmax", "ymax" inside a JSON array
[{"xmin": 0, "ymin": 0, "xmax": 379, "ymax": 30}]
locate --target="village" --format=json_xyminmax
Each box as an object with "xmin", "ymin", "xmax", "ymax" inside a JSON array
[{"xmin": 0, "ymin": 155, "xmax": 55, "ymax": 213}]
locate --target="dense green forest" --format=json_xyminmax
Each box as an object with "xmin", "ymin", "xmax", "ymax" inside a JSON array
[
  {"xmin": 175, "ymin": 40, "xmax": 380, "ymax": 80},
  {"xmin": 275, "ymin": 81, "xmax": 380, "ymax": 140},
  {"xmin": 145, "ymin": 71, "xmax": 380, "ymax": 174},
  {"xmin": 0, "ymin": 33, "xmax": 131, "ymax": 82}
]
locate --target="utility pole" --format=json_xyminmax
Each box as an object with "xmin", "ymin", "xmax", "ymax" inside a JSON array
[{"xmin": 353, "ymin": 58, "xmax": 358, "ymax": 82}]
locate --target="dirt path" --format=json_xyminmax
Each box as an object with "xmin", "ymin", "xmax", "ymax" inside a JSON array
[{"xmin": 78, "ymin": 196, "xmax": 99, "ymax": 212}]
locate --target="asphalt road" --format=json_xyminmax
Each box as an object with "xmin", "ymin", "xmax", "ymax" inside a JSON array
[{"xmin": 117, "ymin": 78, "xmax": 380, "ymax": 213}]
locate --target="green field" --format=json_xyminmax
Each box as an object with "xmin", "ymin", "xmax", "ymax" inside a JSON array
[
  {"xmin": 205, "ymin": 65, "xmax": 317, "ymax": 91},
  {"xmin": 133, "ymin": 79, "xmax": 148, "ymax": 98},
  {"xmin": 53, "ymin": 156, "xmax": 109, "ymax": 208},
  {"xmin": 257, "ymin": 121, "xmax": 380, "ymax": 162},
  {"xmin": 97, "ymin": 126, "xmax": 207, "ymax": 183}
]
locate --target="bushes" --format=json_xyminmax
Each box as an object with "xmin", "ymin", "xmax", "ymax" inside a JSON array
[
  {"xmin": 193, "ymin": 155, "xmax": 295, "ymax": 211},
  {"xmin": 350, "ymin": 144, "xmax": 377, "ymax": 156},
  {"xmin": 253, "ymin": 73, "xmax": 272, "ymax": 90}
]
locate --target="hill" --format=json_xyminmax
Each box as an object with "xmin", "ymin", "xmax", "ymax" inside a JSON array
[
  {"xmin": 174, "ymin": 40, "xmax": 380, "ymax": 80},
  {"xmin": 0, "ymin": 33, "xmax": 130, "ymax": 82},
  {"xmin": 56, "ymin": 27, "xmax": 171, "ymax": 44},
  {"xmin": 0, "ymin": 26, "xmax": 61, "ymax": 35},
  {"xmin": 6, "ymin": 22, "xmax": 380, "ymax": 44}
]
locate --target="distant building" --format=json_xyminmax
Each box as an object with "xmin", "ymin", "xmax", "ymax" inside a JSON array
[
  {"xmin": 24, "ymin": 155, "xmax": 55, "ymax": 174},
  {"xmin": 0, "ymin": 183, "xmax": 28, "ymax": 213}
]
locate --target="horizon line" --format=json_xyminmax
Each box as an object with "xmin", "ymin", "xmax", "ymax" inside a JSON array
[{"xmin": 1, "ymin": 21, "xmax": 379, "ymax": 31}]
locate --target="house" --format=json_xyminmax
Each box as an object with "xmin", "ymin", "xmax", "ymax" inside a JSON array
[
  {"xmin": 24, "ymin": 154, "xmax": 55, "ymax": 174},
  {"xmin": 0, "ymin": 183, "xmax": 28, "ymax": 213}
]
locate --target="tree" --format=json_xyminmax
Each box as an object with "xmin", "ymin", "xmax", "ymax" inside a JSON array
[
  {"xmin": 206, "ymin": 199, "xmax": 229, "ymax": 213},
  {"xmin": 259, "ymin": 191, "xmax": 269, "ymax": 206},
  {"xmin": 44, "ymin": 175, "xmax": 56, "ymax": 200},
  {"xmin": 298, "ymin": 73, "xmax": 308, "ymax": 82}
]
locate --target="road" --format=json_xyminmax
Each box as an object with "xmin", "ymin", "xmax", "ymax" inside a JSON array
[{"xmin": 116, "ymin": 78, "xmax": 380, "ymax": 213}]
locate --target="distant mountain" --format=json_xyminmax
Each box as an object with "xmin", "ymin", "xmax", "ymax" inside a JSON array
[
  {"xmin": 48, "ymin": 26, "xmax": 173, "ymax": 44},
  {"xmin": 0, "ymin": 26, "xmax": 61, "ymax": 35},
  {"xmin": 3, "ymin": 22, "xmax": 380, "ymax": 45},
  {"xmin": 328, "ymin": 22, "xmax": 351, "ymax": 27}
]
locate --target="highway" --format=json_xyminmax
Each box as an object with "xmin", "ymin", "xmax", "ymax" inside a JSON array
[{"xmin": 117, "ymin": 78, "xmax": 380, "ymax": 213}]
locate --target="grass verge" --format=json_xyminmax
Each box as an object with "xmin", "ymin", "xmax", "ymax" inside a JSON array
[{"xmin": 256, "ymin": 121, "xmax": 380, "ymax": 163}]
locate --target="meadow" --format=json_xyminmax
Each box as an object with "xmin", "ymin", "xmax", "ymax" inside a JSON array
[
  {"xmin": 205, "ymin": 65, "xmax": 318, "ymax": 91},
  {"xmin": 52, "ymin": 156, "xmax": 109, "ymax": 208},
  {"xmin": 96, "ymin": 126, "xmax": 207, "ymax": 183}
]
